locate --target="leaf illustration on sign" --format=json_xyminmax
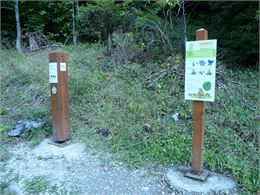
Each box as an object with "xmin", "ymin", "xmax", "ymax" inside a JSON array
[{"xmin": 203, "ymin": 81, "xmax": 211, "ymax": 91}]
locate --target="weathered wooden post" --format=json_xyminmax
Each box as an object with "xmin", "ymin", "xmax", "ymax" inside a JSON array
[
  {"xmin": 192, "ymin": 29, "xmax": 208, "ymax": 174},
  {"xmin": 166, "ymin": 29, "xmax": 236, "ymax": 194},
  {"xmin": 184, "ymin": 28, "xmax": 217, "ymax": 180},
  {"xmin": 49, "ymin": 52, "xmax": 70, "ymax": 142}
]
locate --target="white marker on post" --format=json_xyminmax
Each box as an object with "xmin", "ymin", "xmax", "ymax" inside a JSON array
[{"xmin": 49, "ymin": 62, "xmax": 58, "ymax": 83}]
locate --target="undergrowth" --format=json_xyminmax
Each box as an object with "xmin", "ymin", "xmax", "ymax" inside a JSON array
[
  {"xmin": 0, "ymin": 44, "xmax": 259, "ymax": 193},
  {"xmin": 24, "ymin": 175, "xmax": 68, "ymax": 195}
]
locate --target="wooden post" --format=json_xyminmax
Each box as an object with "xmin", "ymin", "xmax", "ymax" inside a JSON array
[
  {"xmin": 49, "ymin": 52, "xmax": 70, "ymax": 142},
  {"xmin": 192, "ymin": 29, "xmax": 208, "ymax": 174}
]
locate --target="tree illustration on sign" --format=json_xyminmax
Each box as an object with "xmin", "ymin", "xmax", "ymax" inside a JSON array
[
  {"xmin": 206, "ymin": 69, "xmax": 212, "ymax": 75},
  {"xmin": 203, "ymin": 81, "xmax": 211, "ymax": 97},
  {"xmin": 188, "ymin": 43, "xmax": 193, "ymax": 51},
  {"xmin": 191, "ymin": 69, "xmax": 196, "ymax": 75},
  {"xmin": 187, "ymin": 43, "xmax": 194, "ymax": 57}
]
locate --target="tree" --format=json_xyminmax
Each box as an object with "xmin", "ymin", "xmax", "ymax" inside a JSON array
[
  {"xmin": 186, "ymin": 2, "xmax": 259, "ymax": 66},
  {"xmin": 1, "ymin": 1, "xmax": 15, "ymax": 49},
  {"xmin": 177, "ymin": 0, "xmax": 187, "ymax": 53},
  {"xmin": 79, "ymin": 0, "xmax": 130, "ymax": 55},
  {"xmin": 133, "ymin": 0, "xmax": 181, "ymax": 60},
  {"xmin": 72, "ymin": 0, "xmax": 79, "ymax": 44},
  {"xmin": 15, "ymin": 0, "xmax": 22, "ymax": 52}
]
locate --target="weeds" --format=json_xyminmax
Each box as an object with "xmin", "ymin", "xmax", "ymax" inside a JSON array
[
  {"xmin": 24, "ymin": 175, "xmax": 69, "ymax": 195},
  {"xmin": 0, "ymin": 181, "xmax": 16, "ymax": 195},
  {"xmin": 0, "ymin": 143, "xmax": 11, "ymax": 162},
  {"xmin": 24, "ymin": 176, "xmax": 51, "ymax": 194},
  {"xmin": 0, "ymin": 171, "xmax": 19, "ymax": 195}
]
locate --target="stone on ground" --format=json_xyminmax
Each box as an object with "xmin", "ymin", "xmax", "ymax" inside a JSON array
[{"xmin": 7, "ymin": 119, "xmax": 45, "ymax": 137}]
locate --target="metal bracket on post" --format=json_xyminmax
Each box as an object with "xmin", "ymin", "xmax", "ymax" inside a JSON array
[{"xmin": 49, "ymin": 52, "xmax": 70, "ymax": 143}]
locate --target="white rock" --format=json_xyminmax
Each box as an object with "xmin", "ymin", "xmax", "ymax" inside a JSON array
[
  {"xmin": 171, "ymin": 113, "xmax": 179, "ymax": 122},
  {"xmin": 141, "ymin": 186, "xmax": 149, "ymax": 191}
]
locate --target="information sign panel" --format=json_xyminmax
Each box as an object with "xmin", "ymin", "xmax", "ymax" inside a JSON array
[{"xmin": 185, "ymin": 40, "xmax": 217, "ymax": 102}]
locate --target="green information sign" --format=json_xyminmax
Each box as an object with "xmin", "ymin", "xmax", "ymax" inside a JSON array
[{"xmin": 185, "ymin": 40, "xmax": 217, "ymax": 102}]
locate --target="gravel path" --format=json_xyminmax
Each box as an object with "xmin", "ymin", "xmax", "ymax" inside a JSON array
[{"xmin": 0, "ymin": 138, "xmax": 171, "ymax": 195}]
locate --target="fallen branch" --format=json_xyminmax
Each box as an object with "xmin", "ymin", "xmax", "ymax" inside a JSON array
[
  {"xmin": 241, "ymin": 100, "xmax": 258, "ymax": 111},
  {"xmin": 24, "ymin": 44, "xmax": 59, "ymax": 53},
  {"xmin": 147, "ymin": 71, "xmax": 167, "ymax": 88}
]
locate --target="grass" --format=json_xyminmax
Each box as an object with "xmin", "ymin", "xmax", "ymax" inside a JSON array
[
  {"xmin": 24, "ymin": 176, "xmax": 50, "ymax": 194},
  {"xmin": 24, "ymin": 175, "xmax": 69, "ymax": 195},
  {"xmin": 0, "ymin": 171, "xmax": 19, "ymax": 195},
  {"xmin": 0, "ymin": 44, "xmax": 259, "ymax": 193},
  {"xmin": 0, "ymin": 181, "xmax": 16, "ymax": 195},
  {"xmin": 0, "ymin": 145, "xmax": 10, "ymax": 162}
]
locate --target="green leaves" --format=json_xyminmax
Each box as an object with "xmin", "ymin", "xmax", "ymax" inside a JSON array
[{"xmin": 188, "ymin": 2, "xmax": 259, "ymax": 66}]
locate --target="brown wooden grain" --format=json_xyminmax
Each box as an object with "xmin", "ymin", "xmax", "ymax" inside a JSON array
[
  {"xmin": 49, "ymin": 52, "xmax": 70, "ymax": 142},
  {"xmin": 191, "ymin": 29, "xmax": 208, "ymax": 173}
]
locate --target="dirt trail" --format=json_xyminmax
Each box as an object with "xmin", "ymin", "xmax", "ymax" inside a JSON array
[{"xmin": 0, "ymin": 138, "xmax": 170, "ymax": 195}]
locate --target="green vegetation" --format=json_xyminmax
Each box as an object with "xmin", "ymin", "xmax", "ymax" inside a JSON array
[
  {"xmin": 24, "ymin": 176, "xmax": 50, "ymax": 194},
  {"xmin": 0, "ymin": 171, "xmax": 20, "ymax": 195},
  {"xmin": 27, "ymin": 126, "xmax": 52, "ymax": 148},
  {"xmin": 24, "ymin": 175, "xmax": 68, "ymax": 195},
  {"xmin": 1, "ymin": 1, "xmax": 258, "ymax": 66},
  {"xmin": 0, "ymin": 145, "xmax": 10, "ymax": 163},
  {"xmin": 0, "ymin": 181, "xmax": 16, "ymax": 195},
  {"xmin": 0, "ymin": 44, "xmax": 258, "ymax": 193},
  {"xmin": 1, "ymin": 1, "xmax": 258, "ymax": 194},
  {"xmin": 188, "ymin": 2, "xmax": 258, "ymax": 66}
]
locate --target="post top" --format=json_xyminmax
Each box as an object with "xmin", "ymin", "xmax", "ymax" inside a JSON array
[
  {"xmin": 49, "ymin": 51, "xmax": 68, "ymax": 55},
  {"xmin": 196, "ymin": 28, "xmax": 208, "ymax": 40},
  {"xmin": 49, "ymin": 51, "xmax": 68, "ymax": 61},
  {"xmin": 196, "ymin": 28, "xmax": 208, "ymax": 32}
]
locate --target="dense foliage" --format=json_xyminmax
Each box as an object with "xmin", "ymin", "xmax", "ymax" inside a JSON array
[
  {"xmin": 186, "ymin": 2, "xmax": 259, "ymax": 66},
  {"xmin": 1, "ymin": 1, "xmax": 259, "ymax": 66}
]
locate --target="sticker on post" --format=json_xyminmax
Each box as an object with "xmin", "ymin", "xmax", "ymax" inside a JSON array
[
  {"xmin": 51, "ymin": 86, "xmax": 57, "ymax": 94},
  {"xmin": 60, "ymin": 63, "xmax": 66, "ymax": 71},
  {"xmin": 49, "ymin": 62, "xmax": 58, "ymax": 83}
]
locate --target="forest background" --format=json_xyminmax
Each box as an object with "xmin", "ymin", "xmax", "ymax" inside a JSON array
[{"xmin": 0, "ymin": 1, "xmax": 259, "ymax": 194}]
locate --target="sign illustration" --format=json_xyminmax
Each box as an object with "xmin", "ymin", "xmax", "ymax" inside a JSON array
[{"xmin": 185, "ymin": 40, "xmax": 217, "ymax": 102}]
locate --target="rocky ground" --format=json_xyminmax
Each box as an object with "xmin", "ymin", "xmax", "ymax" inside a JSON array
[{"xmin": 0, "ymin": 138, "xmax": 171, "ymax": 195}]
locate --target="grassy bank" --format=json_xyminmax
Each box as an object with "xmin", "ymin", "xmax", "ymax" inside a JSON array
[{"xmin": 0, "ymin": 44, "xmax": 259, "ymax": 193}]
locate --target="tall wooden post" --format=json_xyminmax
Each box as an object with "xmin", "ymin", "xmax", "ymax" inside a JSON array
[
  {"xmin": 49, "ymin": 52, "xmax": 70, "ymax": 142},
  {"xmin": 192, "ymin": 29, "xmax": 208, "ymax": 174}
]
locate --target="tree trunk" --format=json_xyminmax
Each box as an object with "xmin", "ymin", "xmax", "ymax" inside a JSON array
[
  {"xmin": 107, "ymin": 32, "xmax": 112, "ymax": 56},
  {"xmin": 15, "ymin": 0, "xmax": 22, "ymax": 52},
  {"xmin": 72, "ymin": 0, "xmax": 78, "ymax": 44},
  {"xmin": 182, "ymin": 1, "xmax": 187, "ymax": 48}
]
